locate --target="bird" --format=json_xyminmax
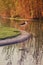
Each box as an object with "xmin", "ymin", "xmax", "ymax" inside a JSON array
[{"xmin": 20, "ymin": 21, "xmax": 27, "ymax": 26}]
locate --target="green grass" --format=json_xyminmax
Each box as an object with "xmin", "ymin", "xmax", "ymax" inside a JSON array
[{"xmin": 0, "ymin": 26, "xmax": 21, "ymax": 39}]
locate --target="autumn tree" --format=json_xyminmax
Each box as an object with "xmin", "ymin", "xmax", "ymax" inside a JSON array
[{"xmin": 0, "ymin": 0, "xmax": 18, "ymax": 26}]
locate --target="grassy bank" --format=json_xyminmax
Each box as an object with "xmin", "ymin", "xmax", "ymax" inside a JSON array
[{"xmin": 0, "ymin": 26, "xmax": 21, "ymax": 39}]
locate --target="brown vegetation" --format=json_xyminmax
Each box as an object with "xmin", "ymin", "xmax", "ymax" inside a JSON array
[{"xmin": 0, "ymin": 0, "xmax": 43, "ymax": 31}]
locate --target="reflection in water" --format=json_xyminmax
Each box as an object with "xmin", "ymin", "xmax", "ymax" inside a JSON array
[
  {"xmin": 0, "ymin": 19, "xmax": 43, "ymax": 65},
  {"xmin": 1, "ymin": 35, "xmax": 43, "ymax": 65}
]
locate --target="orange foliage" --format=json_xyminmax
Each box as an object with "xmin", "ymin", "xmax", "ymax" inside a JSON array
[{"xmin": 0, "ymin": 0, "xmax": 43, "ymax": 19}]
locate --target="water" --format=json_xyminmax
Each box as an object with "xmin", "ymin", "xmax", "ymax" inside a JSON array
[
  {"xmin": 0, "ymin": 35, "xmax": 43, "ymax": 65},
  {"xmin": 0, "ymin": 19, "xmax": 43, "ymax": 65}
]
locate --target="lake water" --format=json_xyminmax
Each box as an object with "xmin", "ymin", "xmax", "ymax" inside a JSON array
[
  {"xmin": 0, "ymin": 35, "xmax": 43, "ymax": 65},
  {"xmin": 0, "ymin": 19, "xmax": 43, "ymax": 65}
]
